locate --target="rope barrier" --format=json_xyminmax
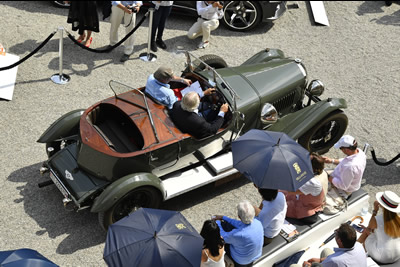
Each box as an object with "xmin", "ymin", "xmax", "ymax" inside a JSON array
[
  {"xmin": 66, "ymin": 11, "xmax": 148, "ymax": 53},
  {"xmin": 371, "ymin": 148, "xmax": 400, "ymax": 166},
  {"xmin": 0, "ymin": 11, "xmax": 149, "ymax": 71},
  {"xmin": 0, "ymin": 30, "xmax": 57, "ymax": 71}
]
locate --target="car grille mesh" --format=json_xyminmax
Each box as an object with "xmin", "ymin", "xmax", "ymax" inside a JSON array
[{"xmin": 273, "ymin": 91, "xmax": 296, "ymax": 113}]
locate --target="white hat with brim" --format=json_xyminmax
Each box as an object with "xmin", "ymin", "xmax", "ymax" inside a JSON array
[
  {"xmin": 376, "ymin": 191, "xmax": 400, "ymax": 213},
  {"xmin": 334, "ymin": 135, "xmax": 355, "ymax": 149}
]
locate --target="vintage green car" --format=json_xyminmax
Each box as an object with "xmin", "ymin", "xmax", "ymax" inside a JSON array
[{"xmin": 37, "ymin": 49, "xmax": 348, "ymax": 229}]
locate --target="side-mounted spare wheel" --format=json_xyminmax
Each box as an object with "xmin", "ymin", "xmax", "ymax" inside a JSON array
[
  {"xmin": 298, "ymin": 111, "xmax": 348, "ymax": 155},
  {"xmin": 185, "ymin": 54, "xmax": 228, "ymax": 73},
  {"xmin": 98, "ymin": 186, "xmax": 162, "ymax": 230}
]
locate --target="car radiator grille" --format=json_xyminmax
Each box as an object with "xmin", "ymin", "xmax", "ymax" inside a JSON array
[{"xmin": 273, "ymin": 91, "xmax": 296, "ymax": 114}]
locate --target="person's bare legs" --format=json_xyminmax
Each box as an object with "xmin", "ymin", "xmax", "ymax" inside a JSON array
[{"xmin": 84, "ymin": 31, "xmax": 93, "ymax": 46}]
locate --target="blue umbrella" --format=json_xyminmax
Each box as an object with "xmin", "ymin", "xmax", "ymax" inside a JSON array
[
  {"xmin": 0, "ymin": 248, "xmax": 58, "ymax": 267},
  {"xmin": 104, "ymin": 208, "xmax": 203, "ymax": 267},
  {"xmin": 232, "ymin": 130, "xmax": 314, "ymax": 191}
]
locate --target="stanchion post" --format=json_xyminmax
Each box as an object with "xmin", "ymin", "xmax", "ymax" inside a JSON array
[
  {"xmin": 140, "ymin": 8, "xmax": 157, "ymax": 62},
  {"xmin": 51, "ymin": 26, "xmax": 70, "ymax": 84}
]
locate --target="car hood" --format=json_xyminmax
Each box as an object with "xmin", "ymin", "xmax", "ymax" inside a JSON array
[{"xmin": 217, "ymin": 58, "xmax": 306, "ymax": 109}]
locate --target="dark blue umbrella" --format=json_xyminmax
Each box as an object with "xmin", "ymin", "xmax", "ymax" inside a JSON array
[
  {"xmin": 0, "ymin": 248, "xmax": 58, "ymax": 267},
  {"xmin": 104, "ymin": 208, "xmax": 204, "ymax": 267},
  {"xmin": 272, "ymin": 249, "xmax": 307, "ymax": 267},
  {"xmin": 232, "ymin": 129, "xmax": 314, "ymax": 191}
]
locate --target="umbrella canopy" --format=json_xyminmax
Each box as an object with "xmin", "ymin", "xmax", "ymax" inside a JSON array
[
  {"xmin": 232, "ymin": 129, "xmax": 314, "ymax": 191},
  {"xmin": 0, "ymin": 248, "xmax": 58, "ymax": 267},
  {"xmin": 272, "ymin": 249, "xmax": 306, "ymax": 267},
  {"xmin": 104, "ymin": 208, "xmax": 204, "ymax": 267}
]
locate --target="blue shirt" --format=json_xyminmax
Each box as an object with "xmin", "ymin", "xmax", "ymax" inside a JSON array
[
  {"xmin": 217, "ymin": 216, "xmax": 263, "ymax": 265},
  {"xmin": 145, "ymin": 74, "xmax": 177, "ymax": 109},
  {"xmin": 322, "ymin": 242, "xmax": 367, "ymax": 267},
  {"xmin": 112, "ymin": 1, "xmax": 142, "ymax": 7}
]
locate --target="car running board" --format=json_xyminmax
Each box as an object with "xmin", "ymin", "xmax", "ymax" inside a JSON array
[{"xmin": 162, "ymin": 151, "xmax": 238, "ymax": 200}]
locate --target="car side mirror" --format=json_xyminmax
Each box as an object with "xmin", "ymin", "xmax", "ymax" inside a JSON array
[{"xmin": 261, "ymin": 103, "xmax": 278, "ymax": 124}]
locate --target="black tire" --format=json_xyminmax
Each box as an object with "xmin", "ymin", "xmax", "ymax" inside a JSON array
[
  {"xmin": 52, "ymin": 1, "xmax": 70, "ymax": 8},
  {"xmin": 98, "ymin": 186, "xmax": 162, "ymax": 230},
  {"xmin": 45, "ymin": 141, "xmax": 61, "ymax": 157},
  {"xmin": 221, "ymin": 1, "xmax": 262, "ymax": 32},
  {"xmin": 184, "ymin": 54, "xmax": 228, "ymax": 74},
  {"xmin": 298, "ymin": 111, "xmax": 348, "ymax": 155}
]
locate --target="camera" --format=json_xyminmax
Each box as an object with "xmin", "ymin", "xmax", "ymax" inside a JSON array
[{"xmin": 128, "ymin": 6, "xmax": 138, "ymax": 13}]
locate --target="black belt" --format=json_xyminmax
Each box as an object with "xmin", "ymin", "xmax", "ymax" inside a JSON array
[{"xmin": 198, "ymin": 15, "xmax": 210, "ymax": 21}]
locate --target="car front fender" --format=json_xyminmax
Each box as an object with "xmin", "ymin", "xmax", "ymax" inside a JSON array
[
  {"xmin": 267, "ymin": 98, "xmax": 347, "ymax": 139},
  {"xmin": 90, "ymin": 172, "xmax": 164, "ymax": 213},
  {"xmin": 37, "ymin": 109, "xmax": 85, "ymax": 143}
]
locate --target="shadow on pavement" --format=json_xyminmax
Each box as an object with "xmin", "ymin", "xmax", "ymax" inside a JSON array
[
  {"xmin": 356, "ymin": 1, "xmax": 400, "ymax": 26},
  {"xmin": 363, "ymin": 155, "xmax": 400, "ymax": 187},
  {"xmin": 7, "ymin": 162, "xmax": 106, "ymax": 255}
]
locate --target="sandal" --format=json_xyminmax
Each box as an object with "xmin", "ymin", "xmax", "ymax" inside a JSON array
[
  {"xmin": 84, "ymin": 37, "xmax": 93, "ymax": 47},
  {"xmin": 77, "ymin": 34, "xmax": 85, "ymax": 43}
]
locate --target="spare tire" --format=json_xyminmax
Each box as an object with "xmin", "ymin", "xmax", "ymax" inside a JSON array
[{"xmin": 184, "ymin": 54, "xmax": 228, "ymax": 73}]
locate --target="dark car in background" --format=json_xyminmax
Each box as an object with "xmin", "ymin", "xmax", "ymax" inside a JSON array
[
  {"xmin": 54, "ymin": 1, "xmax": 287, "ymax": 31},
  {"xmin": 151, "ymin": 1, "xmax": 287, "ymax": 31}
]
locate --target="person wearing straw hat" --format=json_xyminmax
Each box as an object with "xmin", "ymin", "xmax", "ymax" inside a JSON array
[{"xmin": 357, "ymin": 191, "xmax": 400, "ymax": 264}]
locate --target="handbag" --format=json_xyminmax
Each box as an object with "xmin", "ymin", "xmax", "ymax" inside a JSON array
[{"xmin": 323, "ymin": 185, "xmax": 348, "ymax": 215}]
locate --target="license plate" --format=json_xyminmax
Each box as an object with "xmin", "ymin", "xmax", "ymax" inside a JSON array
[{"xmin": 50, "ymin": 171, "xmax": 69, "ymax": 198}]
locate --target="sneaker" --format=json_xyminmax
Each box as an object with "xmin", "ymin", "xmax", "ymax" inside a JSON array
[
  {"xmin": 197, "ymin": 41, "xmax": 209, "ymax": 49},
  {"xmin": 151, "ymin": 42, "xmax": 158, "ymax": 52},
  {"xmin": 156, "ymin": 39, "xmax": 167, "ymax": 49},
  {"xmin": 120, "ymin": 54, "xmax": 130, "ymax": 62}
]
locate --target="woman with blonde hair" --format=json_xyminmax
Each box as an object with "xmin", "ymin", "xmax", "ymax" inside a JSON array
[{"xmin": 357, "ymin": 191, "xmax": 400, "ymax": 264}]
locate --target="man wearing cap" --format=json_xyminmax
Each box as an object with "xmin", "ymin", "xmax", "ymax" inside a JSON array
[
  {"xmin": 322, "ymin": 135, "xmax": 366, "ymax": 199},
  {"xmin": 145, "ymin": 66, "xmax": 192, "ymax": 109},
  {"xmin": 170, "ymin": 91, "xmax": 229, "ymax": 139}
]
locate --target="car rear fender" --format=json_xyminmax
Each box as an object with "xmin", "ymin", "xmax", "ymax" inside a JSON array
[
  {"xmin": 37, "ymin": 109, "xmax": 85, "ymax": 143},
  {"xmin": 267, "ymin": 98, "xmax": 347, "ymax": 139},
  {"xmin": 240, "ymin": 48, "xmax": 285, "ymax": 65},
  {"xmin": 90, "ymin": 172, "xmax": 164, "ymax": 213}
]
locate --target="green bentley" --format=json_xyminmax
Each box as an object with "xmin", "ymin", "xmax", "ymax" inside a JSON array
[{"xmin": 37, "ymin": 49, "xmax": 348, "ymax": 229}]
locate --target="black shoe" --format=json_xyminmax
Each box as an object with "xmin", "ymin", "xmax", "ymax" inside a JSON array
[
  {"xmin": 151, "ymin": 42, "xmax": 157, "ymax": 52},
  {"xmin": 120, "ymin": 54, "xmax": 130, "ymax": 62},
  {"xmin": 156, "ymin": 39, "xmax": 167, "ymax": 49}
]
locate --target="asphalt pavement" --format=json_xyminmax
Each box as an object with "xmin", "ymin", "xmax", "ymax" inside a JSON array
[{"xmin": 0, "ymin": 1, "xmax": 399, "ymax": 266}]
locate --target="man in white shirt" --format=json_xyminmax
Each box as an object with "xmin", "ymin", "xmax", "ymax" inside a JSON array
[
  {"xmin": 187, "ymin": 1, "xmax": 224, "ymax": 49},
  {"xmin": 322, "ymin": 135, "xmax": 366, "ymax": 199}
]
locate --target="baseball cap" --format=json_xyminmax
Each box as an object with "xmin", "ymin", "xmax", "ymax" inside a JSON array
[{"xmin": 334, "ymin": 135, "xmax": 355, "ymax": 149}]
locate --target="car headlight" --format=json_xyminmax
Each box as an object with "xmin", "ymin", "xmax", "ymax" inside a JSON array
[
  {"xmin": 261, "ymin": 103, "xmax": 278, "ymax": 124},
  {"xmin": 307, "ymin": 80, "xmax": 325, "ymax": 96}
]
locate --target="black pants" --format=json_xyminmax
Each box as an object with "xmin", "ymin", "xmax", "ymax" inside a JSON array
[{"xmin": 151, "ymin": 5, "xmax": 172, "ymax": 42}]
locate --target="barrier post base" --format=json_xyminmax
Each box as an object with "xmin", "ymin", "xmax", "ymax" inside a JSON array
[
  {"xmin": 139, "ymin": 52, "xmax": 157, "ymax": 62},
  {"xmin": 51, "ymin": 73, "xmax": 70, "ymax": 85}
]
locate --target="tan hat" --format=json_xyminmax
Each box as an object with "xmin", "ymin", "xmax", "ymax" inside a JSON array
[
  {"xmin": 376, "ymin": 191, "xmax": 400, "ymax": 213},
  {"xmin": 154, "ymin": 66, "xmax": 173, "ymax": 82},
  {"xmin": 334, "ymin": 135, "xmax": 355, "ymax": 149}
]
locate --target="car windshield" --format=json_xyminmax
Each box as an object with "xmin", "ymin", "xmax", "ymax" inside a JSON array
[{"xmin": 184, "ymin": 51, "xmax": 239, "ymax": 110}]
